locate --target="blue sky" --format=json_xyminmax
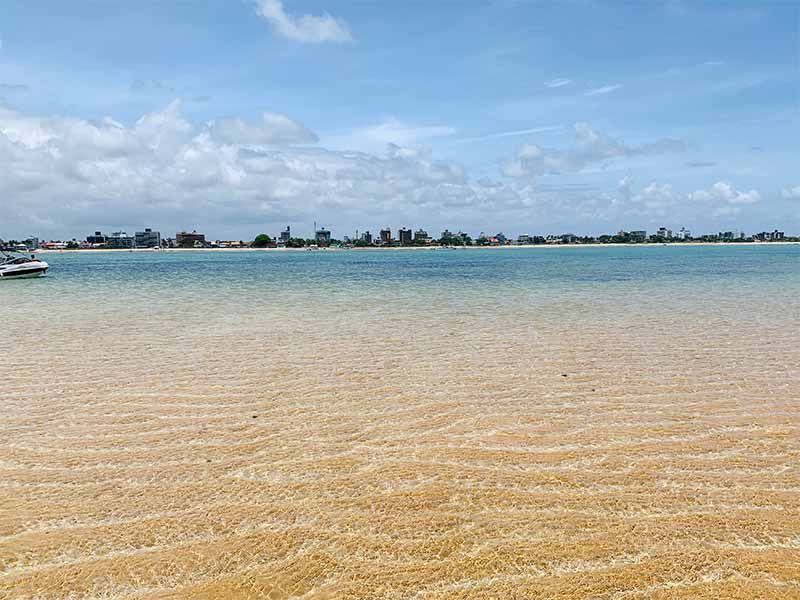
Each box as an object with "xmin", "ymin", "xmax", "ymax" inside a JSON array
[{"xmin": 1, "ymin": 0, "xmax": 798, "ymax": 239}]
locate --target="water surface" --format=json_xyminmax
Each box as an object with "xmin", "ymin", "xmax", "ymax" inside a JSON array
[{"xmin": 3, "ymin": 246, "xmax": 799, "ymax": 599}]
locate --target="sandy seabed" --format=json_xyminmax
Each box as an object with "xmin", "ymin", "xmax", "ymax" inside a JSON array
[{"xmin": 2, "ymin": 288, "xmax": 799, "ymax": 599}]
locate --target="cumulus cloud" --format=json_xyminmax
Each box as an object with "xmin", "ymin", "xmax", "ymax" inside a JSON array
[
  {"xmin": 0, "ymin": 102, "xmax": 531, "ymax": 236},
  {"xmin": 781, "ymin": 186, "xmax": 800, "ymax": 199},
  {"xmin": 0, "ymin": 102, "xmax": 770, "ymax": 238},
  {"xmin": 687, "ymin": 181, "xmax": 761, "ymax": 218},
  {"xmin": 584, "ymin": 84, "xmax": 623, "ymax": 96},
  {"xmin": 502, "ymin": 122, "xmax": 685, "ymax": 178},
  {"xmin": 632, "ymin": 181, "xmax": 679, "ymax": 215},
  {"xmin": 688, "ymin": 181, "xmax": 761, "ymax": 205},
  {"xmin": 253, "ymin": 0, "xmax": 353, "ymax": 44}
]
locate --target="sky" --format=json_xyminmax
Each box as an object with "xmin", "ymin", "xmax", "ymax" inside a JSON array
[{"xmin": 1, "ymin": 0, "xmax": 798, "ymax": 240}]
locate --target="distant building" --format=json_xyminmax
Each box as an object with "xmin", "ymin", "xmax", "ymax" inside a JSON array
[
  {"xmin": 630, "ymin": 230, "xmax": 647, "ymax": 242},
  {"xmin": 42, "ymin": 241, "xmax": 68, "ymax": 250},
  {"xmin": 24, "ymin": 237, "xmax": 39, "ymax": 250},
  {"xmin": 107, "ymin": 231, "xmax": 134, "ymax": 249},
  {"xmin": 379, "ymin": 228, "xmax": 392, "ymax": 245},
  {"xmin": 280, "ymin": 226, "xmax": 291, "ymax": 243},
  {"xmin": 719, "ymin": 230, "xmax": 739, "ymax": 241},
  {"xmin": 398, "ymin": 227, "xmax": 412, "ymax": 245},
  {"xmin": 360, "ymin": 231, "xmax": 373, "ymax": 244},
  {"xmin": 135, "ymin": 228, "xmax": 161, "ymax": 248},
  {"xmin": 440, "ymin": 229, "xmax": 463, "ymax": 244},
  {"xmin": 213, "ymin": 240, "xmax": 245, "ymax": 248},
  {"xmin": 176, "ymin": 230, "xmax": 205, "ymax": 247},
  {"xmin": 496, "ymin": 233, "xmax": 507, "ymax": 244},
  {"xmin": 414, "ymin": 229, "xmax": 429, "ymax": 242},
  {"xmin": 656, "ymin": 227, "xmax": 672, "ymax": 239},
  {"xmin": 676, "ymin": 227, "xmax": 691, "ymax": 240},
  {"xmin": 315, "ymin": 226, "xmax": 332, "ymax": 246},
  {"xmin": 754, "ymin": 230, "xmax": 784, "ymax": 241},
  {"xmin": 86, "ymin": 231, "xmax": 107, "ymax": 245}
]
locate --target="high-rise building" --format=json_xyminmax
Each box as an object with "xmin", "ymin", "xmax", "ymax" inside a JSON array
[
  {"xmin": 360, "ymin": 231, "xmax": 373, "ymax": 244},
  {"xmin": 398, "ymin": 227, "xmax": 412, "ymax": 245},
  {"xmin": 107, "ymin": 231, "xmax": 135, "ymax": 249},
  {"xmin": 379, "ymin": 228, "xmax": 392, "ymax": 245},
  {"xmin": 135, "ymin": 228, "xmax": 161, "ymax": 248},
  {"xmin": 630, "ymin": 230, "xmax": 647, "ymax": 242},
  {"xmin": 86, "ymin": 231, "xmax": 107, "ymax": 245},
  {"xmin": 280, "ymin": 226, "xmax": 291, "ymax": 243},
  {"xmin": 414, "ymin": 229, "xmax": 429, "ymax": 242},
  {"xmin": 176, "ymin": 230, "xmax": 206, "ymax": 247},
  {"xmin": 315, "ymin": 226, "xmax": 331, "ymax": 246},
  {"xmin": 656, "ymin": 227, "xmax": 672, "ymax": 239}
]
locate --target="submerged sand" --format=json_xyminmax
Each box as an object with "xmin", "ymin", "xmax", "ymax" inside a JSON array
[{"xmin": 2, "ymin": 270, "xmax": 799, "ymax": 599}]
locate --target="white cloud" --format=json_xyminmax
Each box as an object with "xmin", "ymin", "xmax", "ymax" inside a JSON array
[
  {"xmin": 323, "ymin": 118, "xmax": 455, "ymax": 153},
  {"xmin": 502, "ymin": 122, "xmax": 685, "ymax": 178},
  {"xmin": 253, "ymin": 0, "xmax": 353, "ymax": 44},
  {"xmin": 781, "ymin": 186, "xmax": 800, "ymax": 200},
  {"xmin": 633, "ymin": 181, "xmax": 678, "ymax": 215},
  {"xmin": 584, "ymin": 84, "xmax": 623, "ymax": 97},
  {"xmin": 0, "ymin": 103, "xmax": 532, "ymax": 236},
  {"xmin": 349, "ymin": 119, "xmax": 453, "ymax": 147},
  {"xmin": 0, "ymin": 103, "xmax": 773, "ymax": 239},
  {"xmin": 688, "ymin": 181, "xmax": 761, "ymax": 205},
  {"xmin": 544, "ymin": 78, "xmax": 572, "ymax": 88}
]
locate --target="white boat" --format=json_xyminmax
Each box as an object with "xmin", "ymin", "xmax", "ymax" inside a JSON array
[{"xmin": 0, "ymin": 251, "xmax": 49, "ymax": 279}]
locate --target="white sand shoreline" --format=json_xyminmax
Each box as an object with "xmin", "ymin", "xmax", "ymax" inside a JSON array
[{"xmin": 33, "ymin": 241, "xmax": 800, "ymax": 253}]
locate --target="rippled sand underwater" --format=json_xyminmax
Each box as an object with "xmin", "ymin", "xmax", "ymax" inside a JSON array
[{"xmin": 2, "ymin": 248, "xmax": 799, "ymax": 599}]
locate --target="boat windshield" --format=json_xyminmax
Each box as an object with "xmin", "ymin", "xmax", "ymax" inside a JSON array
[{"xmin": 0, "ymin": 252, "xmax": 36, "ymax": 265}]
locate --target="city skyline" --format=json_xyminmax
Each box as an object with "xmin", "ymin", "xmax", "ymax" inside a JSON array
[
  {"xmin": 1, "ymin": 1, "xmax": 799, "ymax": 239},
  {"xmin": 3, "ymin": 222, "xmax": 793, "ymax": 251}
]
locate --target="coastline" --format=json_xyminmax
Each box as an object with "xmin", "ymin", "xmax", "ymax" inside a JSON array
[{"xmin": 33, "ymin": 241, "xmax": 800, "ymax": 253}]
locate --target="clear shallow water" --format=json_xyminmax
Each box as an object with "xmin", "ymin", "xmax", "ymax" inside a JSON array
[
  {"xmin": 8, "ymin": 245, "xmax": 800, "ymax": 323},
  {"xmin": 14, "ymin": 244, "xmax": 800, "ymax": 292},
  {"xmin": 2, "ymin": 246, "xmax": 799, "ymax": 599}
]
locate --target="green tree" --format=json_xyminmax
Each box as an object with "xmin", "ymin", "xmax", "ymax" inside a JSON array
[{"xmin": 252, "ymin": 234, "xmax": 273, "ymax": 248}]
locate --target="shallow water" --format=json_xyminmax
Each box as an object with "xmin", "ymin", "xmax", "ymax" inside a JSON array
[{"xmin": 2, "ymin": 246, "xmax": 799, "ymax": 599}]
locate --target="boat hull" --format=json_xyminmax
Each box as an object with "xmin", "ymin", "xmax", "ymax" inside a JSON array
[{"xmin": 0, "ymin": 263, "xmax": 49, "ymax": 279}]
